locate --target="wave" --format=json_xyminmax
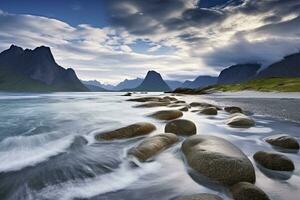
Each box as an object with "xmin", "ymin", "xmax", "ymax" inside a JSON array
[
  {"xmin": 0, "ymin": 133, "xmax": 75, "ymax": 172},
  {"xmin": 33, "ymin": 159, "xmax": 161, "ymax": 200}
]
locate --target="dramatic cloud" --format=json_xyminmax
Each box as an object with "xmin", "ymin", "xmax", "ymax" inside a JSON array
[{"xmin": 0, "ymin": 0, "xmax": 299, "ymax": 83}]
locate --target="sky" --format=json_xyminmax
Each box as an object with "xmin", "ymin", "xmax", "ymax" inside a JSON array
[{"xmin": 0, "ymin": 0, "xmax": 299, "ymax": 84}]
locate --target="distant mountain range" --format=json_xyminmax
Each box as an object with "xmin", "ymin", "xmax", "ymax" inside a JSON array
[
  {"xmin": 1, "ymin": 44, "xmax": 299, "ymax": 92},
  {"xmin": 0, "ymin": 45, "xmax": 88, "ymax": 92}
]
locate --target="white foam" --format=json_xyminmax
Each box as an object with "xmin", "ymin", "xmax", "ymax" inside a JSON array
[
  {"xmin": 35, "ymin": 161, "xmax": 161, "ymax": 200},
  {"xmin": 0, "ymin": 134, "xmax": 74, "ymax": 172}
]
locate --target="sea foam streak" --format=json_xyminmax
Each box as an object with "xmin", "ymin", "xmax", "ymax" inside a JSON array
[
  {"xmin": 34, "ymin": 160, "xmax": 161, "ymax": 200},
  {"xmin": 0, "ymin": 133, "xmax": 74, "ymax": 172}
]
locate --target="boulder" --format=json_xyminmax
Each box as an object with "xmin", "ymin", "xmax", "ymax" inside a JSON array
[
  {"xmin": 181, "ymin": 135, "xmax": 255, "ymax": 185},
  {"xmin": 168, "ymin": 104, "xmax": 186, "ymax": 108},
  {"xmin": 179, "ymin": 106, "xmax": 189, "ymax": 112},
  {"xmin": 175, "ymin": 193, "xmax": 223, "ymax": 200},
  {"xmin": 165, "ymin": 119, "xmax": 197, "ymax": 136},
  {"xmin": 226, "ymin": 113, "xmax": 255, "ymax": 128},
  {"xmin": 253, "ymin": 151, "xmax": 295, "ymax": 171},
  {"xmin": 174, "ymin": 100, "xmax": 186, "ymax": 104},
  {"xmin": 230, "ymin": 182, "xmax": 270, "ymax": 200},
  {"xmin": 135, "ymin": 101, "xmax": 170, "ymax": 108},
  {"xmin": 190, "ymin": 102, "xmax": 221, "ymax": 110},
  {"xmin": 224, "ymin": 106, "xmax": 243, "ymax": 114},
  {"xmin": 150, "ymin": 110, "xmax": 183, "ymax": 120},
  {"xmin": 128, "ymin": 133, "xmax": 178, "ymax": 162},
  {"xmin": 200, "ymin": 107, "xmax": 218, "ymax": 115},
  {"xmin": 122, "ymin": 92, "xmax": 132, "ymax": 96},
  {"xmin": 266, "ymin": 134, "xmax": 299, "ymax": 150},
  {"xmin": 163, "ymin": 96, "xmax": 177, "ymax": 101},
  {"xmin": 95, "ymin": 122, "xmax": 156, "ymax": 140}
]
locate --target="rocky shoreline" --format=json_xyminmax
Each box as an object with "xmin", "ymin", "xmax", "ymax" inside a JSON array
[{"xmin": 94, "ymin": 94, "xmax": 299, "ymax": 200}]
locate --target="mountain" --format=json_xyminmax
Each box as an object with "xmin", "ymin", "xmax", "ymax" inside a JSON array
[
  {"xmin": 181, "ymin": 75, "xmax": 217, "ymax": 89},
  {"xmin": 84, "ymin": 84, "xmax": 107, "ymax": 92},
  {"xmin": 217, "ymin": 63, "xmax": 261, "ymax": 84},
  {"xmin": 0, "ymin": 45, "xmax": 88, "ymax": 92},
  {"xmin": 133, "ymin": 70, "xmax": 171, "ymax": 91},
  {"xmin": 114, "ymin": 78, "xmax": 143, "ymax": 90},
  {"xmin": 165, "ymin": 80, "xmax": 183, "ymax": 90},
  {"xmin": 81, "ymin": 80, "xmax": 114, "ymax": 90},
  {"xmin": 257, "ymin": 52, "xmax": 300, "ymax": 78}
]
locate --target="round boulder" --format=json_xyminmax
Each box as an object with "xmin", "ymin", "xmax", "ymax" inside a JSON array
[
  {"xmin": 163, "ymin": 96, "xmax": 177, "ymax": 101},
  {"xmin": 230, "ymin": 182, "xmax": 270, "ymax": 200},
  {"xmin": 226, "ymin": 113, "xmax": 255, "ymax": 128},
  {"xmin": 179, "ymin": 106, "xmax": 189, "ymax": 112},
  {"xmin": 181, "ymin": 135, "xmax": 256, "ymax": 185},
  {"xmin": 266, "ymin": 134, "xmax": 299, "ymax": 150},
  {"xmin": 135, "ymin": 101, "xmax": 170, "ymax": 108},
  {"xmin": 253, "ymin": 151, "xmax": 295, "ymax": 171},
  {"xmin": 165, "ymin": 119, "xmax": 197, "ymax": 136},
  {"xmin": 96, "ymin": 122, "xmax": 156, "ymax": 140},
  {"xmin": 150, "ymin": 110, "xmax": 183, "ymax": 120},
  {"xmin": 175, "ymin": 193, "xmax": 223, "ymax": 200},
  {"xmin": 224, "ymin": 106, "xmax": 243, "ymax": 114},
  {"xmin": 200, "ymin": 107, "xmax": 218, "ymax": 115},
  {"xmin": 128, "ymin": 133, "xmax": 178, "ymax": 162}
]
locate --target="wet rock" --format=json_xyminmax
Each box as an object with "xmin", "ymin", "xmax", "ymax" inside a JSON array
[
  {"xmin": 168, "ymin": 104, "xmax": 186, "ymax": 108},
  {"xmin": 181, "ymin": 135, "xmax": 255, "ymax": 185},
  {"xmin": 226, "ymin": 113, "xmax": 255, "ymax": 128},
  {"xmin": 190, "ymin": 102, "xmax": 222, "ymax": 110},
  {"xmin": 96, "ymin": 122, "xmax": 156, "ymax": 140},
  {"xmin": 175, "ymin": 193, "xmax": 223, "ymax": 200},
  {"xmin": 174, "ymin": 100, "xmax": 186, "ymax": 104},
  {"xmin": 224, "ymin": 106, "xmax": 243, "ymax": 114},
  {"xmin": 150, "ymin": 110, "xmax": 183, "ymax": 120},
  {"xmin": 127, "ymin": 97, "xmax": 164, "ymax": 102},
  {"xmin": 135, "ymin": 101, "xmax": 170, "ymax": 108},
  {"xmin": 266, "ymin": 134, "xmax": 299, "ymax": 150},
  {"xmin": 128, "ymin": 133, "xmax": 178, "ymax": 162},
  {"xmin": 253, "ymin": 151, "xmax": 295, "ymax": 171},
  {"xmin": 179, "ymin": 106, "xmax": 189, "ymax": 112},
  {"xmin": 163, "ymin": 96, "xmax": 177, "ymax": 101},
  {"xmin": 122, "ymin": 92, "xmax": 132, "ymax": 96},
  {"xmin": 191, "ymin": 110, "xmax": 200, "ymax": 113},
  {"xmin": 230, "ymin": 182, "xmax": 270, "ymax": 200},
  {"xmin": 199, "ymin": 107, "xmax": 218, "ymax": 115},
  {"xmin": 165, "ymin": 119, "xmax": 197, "ymax": 136}
]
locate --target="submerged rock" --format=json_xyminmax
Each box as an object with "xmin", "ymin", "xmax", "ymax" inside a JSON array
[
  {"xmin": 135, "ymin": 101, "xmax": 170, "ymax": 108},
  {"xmin": 179, "ymin": 106, "xmax": 189, "ymax": 112},
  {"xmin": 150, "ymin": 110, "xmax": 183, "ymax": 120},
  {"xmin": 174, "ymin": 100, "xmax": 186, "ymax": 104},
  {"xmin": 95, "ymin": 122, "xmax": 156, "ymax": 140},
  {"xmin": 190, "ymin": 102, "xmax": 221, "ymax": 110},
  {"xmin": 163, "ymin": 96, "xmax": 177, "ymax": 101},
  {"xmin": 122, "ymin": 92, "xmax": 132, "ymax": 96},
  {"xmin": 230, "ymin": 182, "xmax": 270, "ymax": 200},
  {"xmin": 266, "ymin": 134, "xmax": 299, "ymax": 150},
  {"xmin": 253, "ymin": 151, "xmax": 295, "ymax": 171},
  {"xmin": 181, "ymin": 135, "xmax": 255, "ymax": 185},
  {"xmin": 226, "ymin": 113, "xmax": 255, "ymax": 128},
  {"xmin": 127, "ymin": 97, "xmax": 164, "ymax": 102},
  {"xmin": 165, "ymin": 119, "xmax": 196, "ymax": 136},
  {"xmin": 128, "ymin": 133, "xmax": 178, "ymax": 162},
  {"xmin": 224, "ymin": 106, "xmax": 243, "ymax": 114},
  {"xmin": 199, "ymin": 107, "xmax": 218, "ymax": 115},
  {"xmin": 175, "ymin": 193, "xmax": 223, "ymax": 200}
]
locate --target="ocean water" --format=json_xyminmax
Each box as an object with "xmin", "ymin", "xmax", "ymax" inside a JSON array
[{"xmin": 0, "ymin": 92, "xmax": 299, "ymax": 200}]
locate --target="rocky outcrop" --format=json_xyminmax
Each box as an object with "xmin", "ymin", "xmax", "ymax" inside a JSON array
[
  {"xmin": 199, "ymin": 107, "xmax": 218, "ymax": 115},
  {"xmin": 181, "ymin": 135, "xmax": 255, "ymax": 185},
  {"xmin": 230, "ymin": 182, "xmax": 270, "ymax": 200},
  {"xmin": 253, "ymin": 151, "xmax": 295, "ymax": 171},
  {"xmin": 224, "ymin": 106, "xmax": 243, "ymax": 114},
  {"xmin": 95, "ymin": 122, "xmax": 156, "ymax": 140},
  {"xmin": 266, "ymin": 135, "xmax": 299, "ymax": 150},
  {"xmin": 165, "ymin": 119, "xmax": 197, "ymax": 136},
  {"xmin": 226, "ymin": 113, "xmax": 255, "ymax": 128},
  {"xmin": 128, "ymin": 133, "xmax": 178, "ymax": 162},
  {"xmin": 175, "ymin": 193, "xmax": 223, "ymax": 200},
  {"xmin": 150, "ymin": 110, "xmax": 183, "ymax": 120},
  {"xmin": 217, "ymin": 64, "xmax": 261, "ymax": 84}
]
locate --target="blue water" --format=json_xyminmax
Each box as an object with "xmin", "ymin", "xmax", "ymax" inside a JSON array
[{"xmin": 0, "ymin": 92, "xmax": 299, "ymax": 200}]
